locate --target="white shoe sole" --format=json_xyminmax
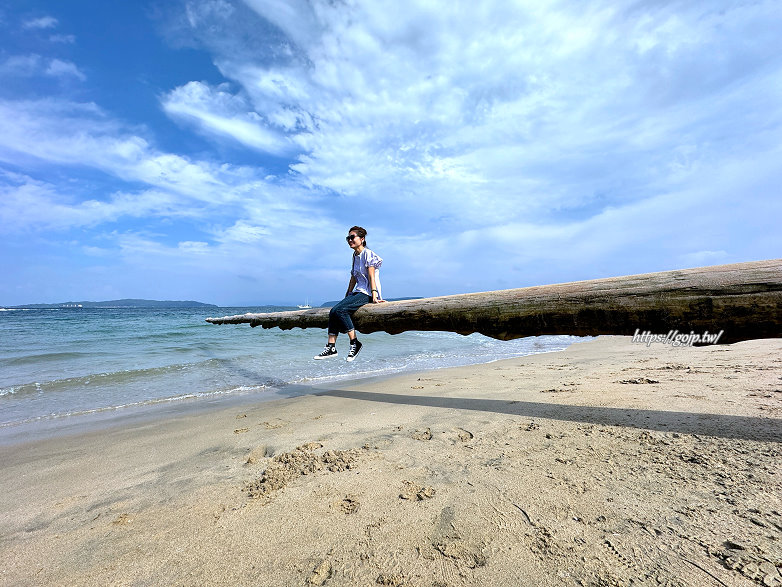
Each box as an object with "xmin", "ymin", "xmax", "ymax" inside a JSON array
[{"xmin": 314, "ymin": 353, "xmax": 338, "ymax": 360}]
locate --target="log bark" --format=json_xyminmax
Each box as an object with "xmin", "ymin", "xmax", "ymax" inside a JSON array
[{"xmin": 206, "ymin": 259, "xmax": 782, "ymax": 344}]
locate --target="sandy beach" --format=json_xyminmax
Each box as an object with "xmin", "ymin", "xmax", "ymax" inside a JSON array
[{"xmin": 1, "ymin": 336, "xmax": 780, "ymax": 586}]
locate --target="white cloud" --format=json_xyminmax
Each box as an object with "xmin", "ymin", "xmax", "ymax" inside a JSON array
[
  {"xmin": 178, "ymin": 0, "xmax": 781, "ymax": 300},
  {"xmin": 184, "ymin": 0, "xmax": 235, "ymax": 28},
  {"xmin": 380, "ymin": 138, "xmax": 782, "ymax": 294},
  {"xmin": 0, "ymin": 54, "xmax": 85, "ymax": 81},
  {"xmin": 23, "ymin": 16, "xmax": 58, "ymax": 30},
  {"xmin": 215, "ymin": 219, "xmax": 268, "ymax": 244},
  {"xmin": 242, "ymin": 0, "xmax": 318, "ymax": 52},
  {"xmin": 162, "ymin": 81, "xmax": 292, "ymax": 155},
  {"xmin": 45, "ymin": 58, "xmax": 86, "ymax": 80},
  {"xmin": 0, "ymin": 99, "xmax": 251, "ymax": 203},
  {"xmin": 49, "ymin": 34, "xmax": 76, "ymax": 44},
  {"xmin": 0, "ymin": 170, "xmax": 185, "ymax": 231},
  {"xmin": 0, "ymin": 54, "xmax": 43, "ymax": 76},
  {"xmin": 177, "ymin": 240, "xmax": 210, "ymax": 254},
  {"xmin": 0, "ymin": 97, "xmax": 347, "ymax": 285},
  {"xmin": 162, "ymin": 0, "xmax": 775, "ymax": 238}
]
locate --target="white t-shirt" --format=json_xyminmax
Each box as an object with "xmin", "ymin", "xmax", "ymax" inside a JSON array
[{"xmin": 351, "ymin": 248, "xmax": 383, "ymax": 298}]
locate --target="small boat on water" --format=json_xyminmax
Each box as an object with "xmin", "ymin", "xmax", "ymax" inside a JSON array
[{"xmin": 297, "ymin": 299, "xmax": 312, "ymax": 309}]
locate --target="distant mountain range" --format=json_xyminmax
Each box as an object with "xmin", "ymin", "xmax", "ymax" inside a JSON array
[
  {"xmin": 3, "ymin": 299, "xmax": 218, "ymax": 309},
  {"xmin": 3, "ymin": 297, "xmax": 424, "ymax": 310}
]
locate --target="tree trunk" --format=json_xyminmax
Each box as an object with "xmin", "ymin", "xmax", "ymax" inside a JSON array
[{"xmin": 206, "ymin": 259, "xmax": 782, "ymax": 344}]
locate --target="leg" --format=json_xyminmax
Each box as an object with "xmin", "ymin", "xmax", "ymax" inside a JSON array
[
  {"xmin": 328, "ymin": 293, "xmax": 371, "ymax": 336},
  {"xmin": 317, "ymin": 299, "xmax": 356, "ymax": 360},
  {"xmin": 318, "ymin": 293, "xmax": 371, "ymax": 361}
]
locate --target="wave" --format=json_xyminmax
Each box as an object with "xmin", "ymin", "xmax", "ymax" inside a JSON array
[
  {"xmin": 0, "ymin": 355, "xmax": 294, "ymax": 400},
  {"xmin": 0, "ymin": 359, "xmax": 221, "ymax": 399},
  {"xmin": 1, "ymin": 351, "xmax": 97, "ymax": 366},
  {"xmin": 0, "ymin": 384, "xmax": 279, "ymax": 429},
  {"xmin": 278, "ymin": 340, "xmax": 579, "ymax": 387}
]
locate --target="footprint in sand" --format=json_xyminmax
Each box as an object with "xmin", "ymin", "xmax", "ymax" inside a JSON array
[
  {"xmin": 453, "ymin": 428, "xmax": 474, "ymax": 442},
  {"xmin": 399, "ymin": 480, "xmax": 436, "ymax": 501},
  {"xmin": 430, "ymin": 506, "xmax": 487, "ymax": 568},
  {"xmin": 299, "ymin": 442, "xmax": 323, "ymax": 450},
  {"xmin": 306, "ymin": 560, "xmax": 332, "ymax": 585},
  {"xmin": 376, "ymin": 573, "xmax": 407, "ymax": 586},
  {"xmin": 411, "ymin": 428, "xmax": 433, "ymax": 441},
  {"xmin": 233, "ymin": 427, "xmax": 250, "ymax": 434},
  {"xmin": 618, "ymin": 377, "xmax": 659, "ymax": 384},
  {"xmin": 261, "ymin": 419, "xmax": 287, "ymax": 429},
  {"xmin": 339, "ymin": 496, "xmax": 360, "ymax": 514}
]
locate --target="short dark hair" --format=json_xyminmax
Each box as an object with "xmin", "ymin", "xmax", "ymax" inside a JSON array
[{"xmin": 349, "ymin": 226, "xmax": 367, "ymax": 248}]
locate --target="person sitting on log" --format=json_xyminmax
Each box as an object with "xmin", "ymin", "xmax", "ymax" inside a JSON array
[{"xmin": 314, "ymin": 226, "xmax": 384, "ymax": 362}]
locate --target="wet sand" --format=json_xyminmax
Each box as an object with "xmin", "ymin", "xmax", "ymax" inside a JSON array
[{"xmin": 1, "ymin": 336, "xmax": 780, "ymax": 586}]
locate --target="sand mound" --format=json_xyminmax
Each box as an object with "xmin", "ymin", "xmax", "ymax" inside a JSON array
[{"xmin": 245, "ymin": 442, "xmax": 367, "ymax": 498}]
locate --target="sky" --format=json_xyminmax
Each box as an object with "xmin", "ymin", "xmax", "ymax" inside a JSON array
[{"xmin": 1, "ymin": 0, "xmax": 780, "ymax": 307}]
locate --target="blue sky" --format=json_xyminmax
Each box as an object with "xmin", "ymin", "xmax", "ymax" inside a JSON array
[{"xmin": 1, "ymin": 0, "xmax": 780, "ymax": 306}]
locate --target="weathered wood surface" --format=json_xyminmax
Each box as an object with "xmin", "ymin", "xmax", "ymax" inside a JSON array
[{"xmin": 206, "ymin": 259, "xmax": 782, "ymax": 343}]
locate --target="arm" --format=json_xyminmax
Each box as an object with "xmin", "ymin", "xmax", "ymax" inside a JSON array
[
  {"xmin": 368, "ymin": 265, "xmax": 380, "ymax": 303},
  {"xmin": 346, "ymin": 275, "xmax": 356, "ymax": 297}
]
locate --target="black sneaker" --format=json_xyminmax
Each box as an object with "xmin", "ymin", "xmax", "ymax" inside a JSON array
[
  {"xmin": 314, "ymin": 345, "xmax": 338, "ymax": 360},
  {"xmin": 346, "ymin": 339, "xmax": 362, "ymax": 362}
]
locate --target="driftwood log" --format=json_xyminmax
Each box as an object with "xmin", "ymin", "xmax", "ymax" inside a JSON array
[{"xmin": 207, "ymin": 259, "xmax": 782, "ymax": 344}]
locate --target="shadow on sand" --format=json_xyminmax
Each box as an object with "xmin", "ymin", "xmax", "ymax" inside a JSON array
[{"xmin": 313, "ymin": 388, "xmax": 781, "ymax": 443}]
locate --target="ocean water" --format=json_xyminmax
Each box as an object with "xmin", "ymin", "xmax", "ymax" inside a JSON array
[{"xmin": 0, "ymin": 306, "xmax": 586, "ymax": 434}]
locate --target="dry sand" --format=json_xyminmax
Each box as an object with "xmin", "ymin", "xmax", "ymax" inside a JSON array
[{"xmin": 1, "ymin": 336, "xmax": 780, "ymax": 586}]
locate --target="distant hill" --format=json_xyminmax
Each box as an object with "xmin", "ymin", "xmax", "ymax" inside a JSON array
[
  {"xmin": 4, "ymin": 299, "xmax": 218, "ymax": 309},
  {"xmin": 319, "ymin": 297, "xmax": 422, "ymax": 308}
]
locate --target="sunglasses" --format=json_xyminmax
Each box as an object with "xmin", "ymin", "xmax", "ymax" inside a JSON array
[{"xmin": 346, "ymin": 234, "xmax": 360, "ymax": 242}]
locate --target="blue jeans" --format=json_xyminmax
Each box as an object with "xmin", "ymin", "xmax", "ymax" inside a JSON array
[{"xmin": 328, "ymin": 292, "xmax": 372, "ymax": 336}]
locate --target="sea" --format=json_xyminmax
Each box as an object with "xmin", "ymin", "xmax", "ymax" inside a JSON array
[{"xmin": 0, "ymin": 306, "xmax": 587, "ymax": 440}]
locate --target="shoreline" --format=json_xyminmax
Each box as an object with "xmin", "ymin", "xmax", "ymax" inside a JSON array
[
  {"xmin": 0, "ymin": 338, "xmax": 584, "ymax": 448},
  {"xmin": 0, "ymin": 381, "xmax": 307, "ymax": 448},
  {"xmin": 2, "ymin": 336, "xmax": 780, "ymax": 586}
]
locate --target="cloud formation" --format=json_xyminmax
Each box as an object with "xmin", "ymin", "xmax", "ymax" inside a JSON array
[
  {"xmin": 162, "ymin": 81, "xmax": 293, "ymax": 155},
  {"xmin": 22, "ymin": 16, "xmax": 58, "ymax": 30},
  {"xmin": 168, "ymin": 0, "xmax": 782, "ymax": 229},
  {"xmin": 1, "ymin": 0, "xmax": 780, "ymax": 305},
  {"xmin": 0, "ymin": 55, "xmax": 85, "ymax": 80}
]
